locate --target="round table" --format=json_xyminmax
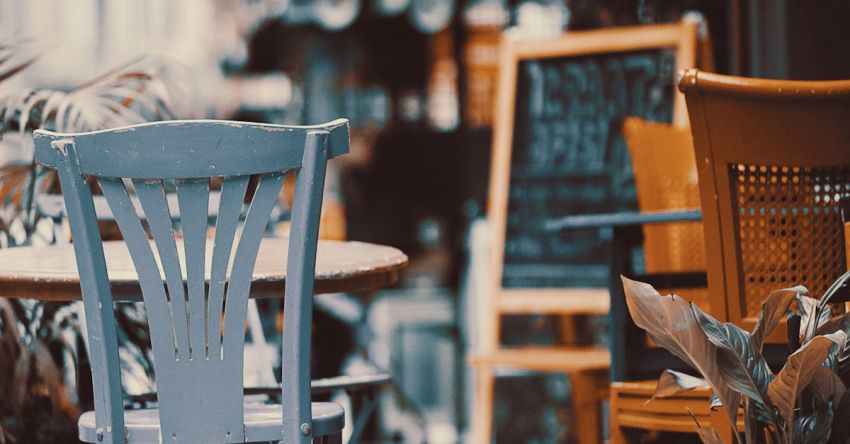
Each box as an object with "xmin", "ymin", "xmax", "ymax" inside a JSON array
[{"xmin": 0, "ymin": 238, "xmax": 408, "ymax": 301}]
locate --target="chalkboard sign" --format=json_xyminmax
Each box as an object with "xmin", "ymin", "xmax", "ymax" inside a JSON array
[{"xmin": 488, "ymin": 21, "xmax": 698, "ymax": 297}]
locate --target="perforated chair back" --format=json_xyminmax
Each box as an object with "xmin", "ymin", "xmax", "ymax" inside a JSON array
[
  {"xmin": 623, "ymin": 117, "xmax": 710, "ymax": 312},
  {"xmin": 34, "ymin": 119, "xmax": 349, "ymax": 444},
  {"xmin": 680, "ymin": 70, "xmax": 850, "ymax": 336}
]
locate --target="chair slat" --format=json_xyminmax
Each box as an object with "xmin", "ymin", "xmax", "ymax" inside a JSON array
[
  {"xmin": 99, "ymin": 178, "xmax": 177, "ymax": 360},
  {"xmin": 208, "ymin": 175, "xmax": 249, "ymax": 359},
  {"xmin": 134, "ymin": 179, "xmax": 191, "ymax": 361},
  {"xmin": 222, "ymin": 173, "xmax": 285, "ymax": 360},
  {"xmin": 176, "ymin": 179, "xmax": 210, "ymax": 360}
]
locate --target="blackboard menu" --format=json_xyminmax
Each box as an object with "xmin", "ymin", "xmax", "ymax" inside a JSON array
[{"xmin": 501, "ymin": 48, "xmax": 678, "ymax": 288}]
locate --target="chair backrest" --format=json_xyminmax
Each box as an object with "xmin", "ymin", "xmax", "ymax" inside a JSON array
[
  {"xmin": 38, "ymin": 188, "xmax": 280, "ymax": 391},
  {"xmin": 34, "ymin": 119, "xmax": 349, "ymax": 444},
  {"xmin": 622, "ymin": 117, "xmax": 710, "ymax": 311},
  {"xmin": 680, "ymin": 69, "xmax": 850, "ymax": 335}
]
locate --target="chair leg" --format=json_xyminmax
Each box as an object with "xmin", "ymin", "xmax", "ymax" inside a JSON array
[
  {"xmin": 348, "ymin": 391, "xmax": 378, "ymax": 444},
  {"xmin": 571, "ymin": 370, "xmax": 602, "ymax": 444},
  {"xmin": 609, "ymin": 386, "xmax": 626, "ymax": 444},
  {"xmin": 471, "ymin": 365, "xmax": 495, "ymax": 444}
]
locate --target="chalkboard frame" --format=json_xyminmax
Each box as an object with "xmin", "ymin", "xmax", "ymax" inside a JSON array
[{"xmin": 486, "ymin": 20, "xmax": 699, "ymax": 318}]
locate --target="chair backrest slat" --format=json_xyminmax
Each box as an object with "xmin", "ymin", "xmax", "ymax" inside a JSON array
[
  {"xmin": 34, "ymin": 119, "xmax": 348, "ymax": 444},
  {"xmin": 134, "ymin": 179, "xmax": 193, "ymax": 361},
  {"xmin": 99, "ymin": 177, "xmax": 178, "ymax": 360},
  {"xmin": 221, "ymin": 172, "xmax": 285, "ymax": 359},
  {"xmin": 208, "ymin": 175, "xmax": 250, "ymax": 360},
  {"xmin": 176, "ymin": 179, "xmax": 211, "ymax": 360}
]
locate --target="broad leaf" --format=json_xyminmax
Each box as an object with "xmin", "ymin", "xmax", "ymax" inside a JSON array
[
  {"xmin": 693, "ymin": 307, "xmax": 774, "ymax": 407},
  {"xmin": 816, "ymin": 313, "xmax": 850, "ymax": 376},
  {"xmin": 649, "ymin": 369, "xmax": 710, "ymax": 402},
  {"xmin": 769, "ymin": 331, "xmax": 847, "ymax": 424},
  {"xmin": 799, "ymin": 292, "xmax": 832, "ymax": 344},
  {"xmin": 622, "ymin": 276, "xmax": 742, "ymax": 433},
  {"xmin": 807, "ymin": 366, "xmax": 846, "ymax": 406},
  {"xmin": 751, "ymin": 287, "xmax": 800, "ymax": 353},
  {"xmin": 793, "ymin": 401, "xmax": 833, "ymax": 444},
  {"xmin": 710, "ymin": 392, "xmax": 723, "ymax": 410}
]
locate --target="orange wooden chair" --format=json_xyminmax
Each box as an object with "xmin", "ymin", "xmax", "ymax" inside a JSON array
[
  {"xmin": 680, "ymin": 69, "xmax": 850, "ymax": 340},
  {"xmin": 616, "ymin": 70, "xmax": 850, "ymax": 442}
]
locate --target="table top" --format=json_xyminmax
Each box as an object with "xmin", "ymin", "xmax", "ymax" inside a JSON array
[
  {"xmin": 544, "ymin": 208, "xmax": 702, "ymax": 231},
  {"xmin": 0, "ymin": 238, "xmax": 408, "ymax": 301}
]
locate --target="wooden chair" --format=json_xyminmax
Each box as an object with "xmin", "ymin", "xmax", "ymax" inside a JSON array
[
  {"xmin": 680, "ymin": 70, "xmax": 850, "ymax": 340},
  {"xmin": 33, "ymin": 119, "xmax": 350, "ymax": 444},
  {"xmin": 623, "ymin": 117, "xmax": 708, "ymax": 309},
  {"xmin": 610, "ymin": 118, "xmax": 740, "ymax": 443}
]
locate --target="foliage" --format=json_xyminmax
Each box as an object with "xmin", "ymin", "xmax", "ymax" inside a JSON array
[
  {"xmin": 0, "ymin": 37, "xmax": 185, "ymax": 442},
  {"xmin": 623, "ymin": 275, "xmax": 850, "ymax": 444}
]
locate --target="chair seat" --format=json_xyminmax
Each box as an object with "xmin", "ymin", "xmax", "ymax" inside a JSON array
[
  {"xmin": 611, "ymin": 380, "xmax": 744, "ymax": 434},
  {"xmin": 79, "ymin": 402, "xmax": 344, "ymax": 443}
]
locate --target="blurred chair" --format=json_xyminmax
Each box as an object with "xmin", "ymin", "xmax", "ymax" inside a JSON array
[
  {"xmin": 623, "ymin": 117, "xmax": 708, "ymax": 310},
  {"xmin": 680, "ymin": 70, "xmax": 850, "ymax": 340},
  {"xmin": 610, "ymin": 118, "xmax": 739, "ymax": 443},
  {"xmin": 35, "ymin": 119, "xmax": 349, "ymax": 444}
]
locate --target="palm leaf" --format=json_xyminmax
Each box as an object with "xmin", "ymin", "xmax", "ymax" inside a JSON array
[{"xmin": 0, "ymin": 38, "xmax": 40, "ymax": 83}]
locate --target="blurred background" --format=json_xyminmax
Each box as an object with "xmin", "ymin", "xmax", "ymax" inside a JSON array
[{"xmin": 2, "ymin": 1, "xmax": 850, "ymax": 443}]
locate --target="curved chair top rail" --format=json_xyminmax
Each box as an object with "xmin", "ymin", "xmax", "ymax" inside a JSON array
[
  {"xmin": 34, "ymin": 118, "xmax": 349, "ymax": 179},
  {"xmin": 678, "ymin": 69, "xmax": 850, "ymax": 98}
]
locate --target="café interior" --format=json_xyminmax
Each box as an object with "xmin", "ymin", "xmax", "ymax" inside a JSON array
[{"xmin": 1, "ymin": 1, "xmax": 850, "ymax": 443}]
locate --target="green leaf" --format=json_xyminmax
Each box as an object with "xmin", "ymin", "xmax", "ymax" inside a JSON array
[
  {"xmin": 751, "ymin": 287, "xmax": 801, "ymax": 353},
  {"xmin": 621, "ymin": 276, "xmax": 742, "ymax": 434},
  {"xmin": 693, "ymin": 306, "xmax": 774, "ymax": 407},
  {"xmin": 816, "ymin": 313, "xmax": 850, "ymax": 376},
  {"xmin": 794, "ymin": 401, "xmax": 833, "ymax": 444},
  {"xmin": 799, "ymin": 292, "xmax": 832, "ymax": 344},
  {"xmin": 649, "ymin": 369, "xmax": 710, "ymax": 402},
  {"xmin": 769, "ymin": 331, "xmax": 847, "ymax": 425},
  {"xmin": 807, "ymin": 367, "xmax": 846, "ymax": 407},
  {"xmin": 710, "ymin": 392, "xmax": 723, "ymax": 410}
]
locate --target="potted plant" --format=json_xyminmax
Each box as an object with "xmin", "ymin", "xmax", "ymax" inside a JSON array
[{"xmin": 622, "ymin": 275, "xmax": 850, "ymax": 443}]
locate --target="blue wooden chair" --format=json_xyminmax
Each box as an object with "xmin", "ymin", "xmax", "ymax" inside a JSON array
[{"xmin": 34, "ymin": 119, "xmax": 350, "ymax": 444}]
